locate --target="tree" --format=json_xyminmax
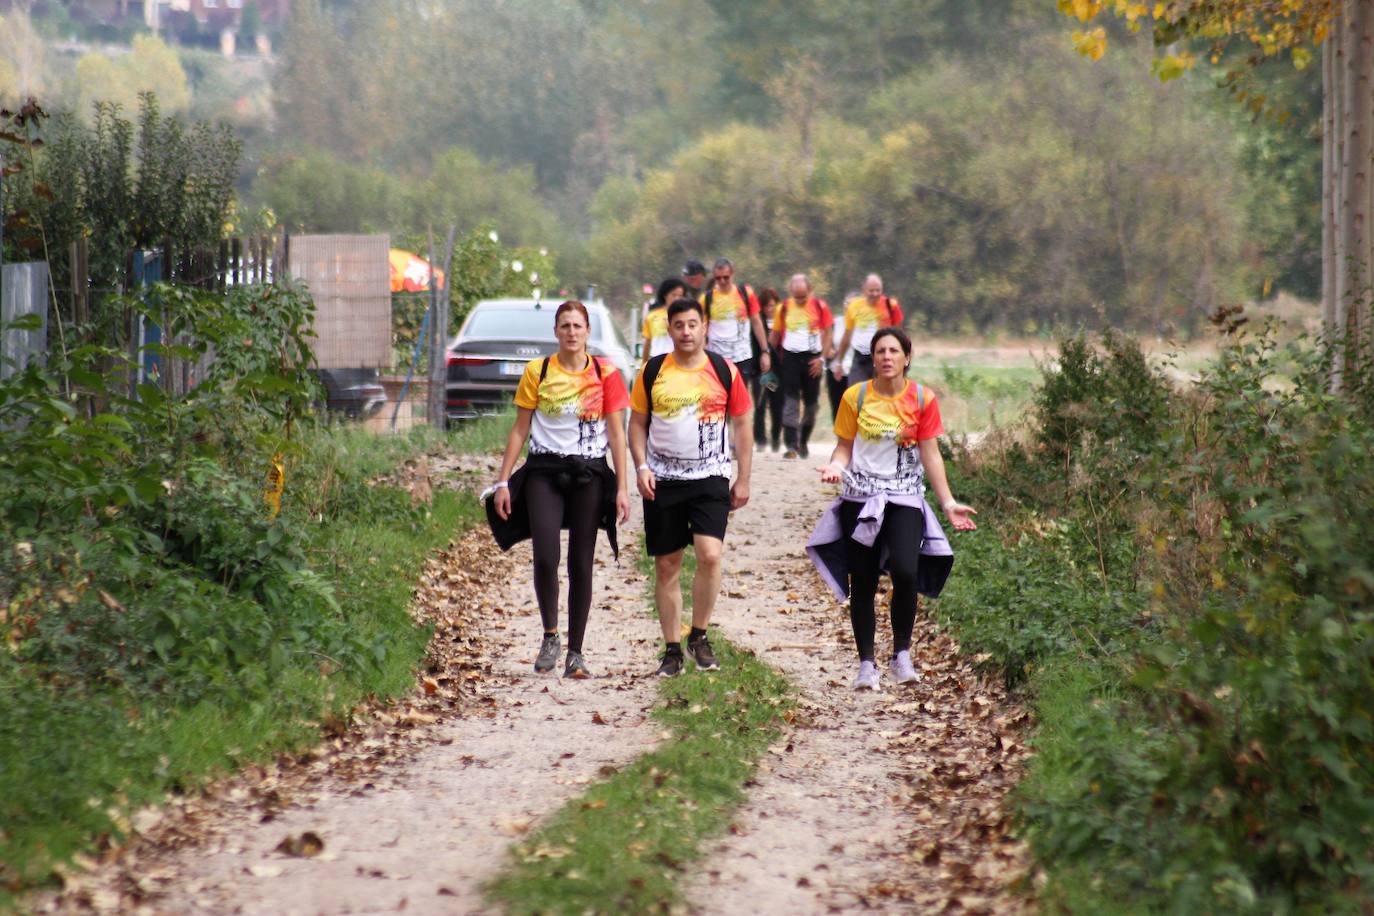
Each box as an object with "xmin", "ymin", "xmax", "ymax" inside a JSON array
[
  {"xmin": 74, "ymin": 34, "xmax": 191, "ymax": 118},
  {"xmin": 0, "ymin": 9, "xmax": 48, "ymax": 107},
  {"xmin": 1055, "ymin": 2, "xmax": 1369, "ymax": 374}
]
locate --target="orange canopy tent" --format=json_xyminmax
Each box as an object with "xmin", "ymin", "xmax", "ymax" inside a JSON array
[{"xmin": 389, "ymin": 248, "xmax": 445, "ymax": 293}]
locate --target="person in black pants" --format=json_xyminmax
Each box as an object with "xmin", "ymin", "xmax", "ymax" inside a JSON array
[
  {"xmin": 769, "ymin": 274, "xmax": 834, "ymax": 459},
  {"xmin": 816, "ymin": 327, "xmax": 978, "ymax": 690},
  {"xmin": 491, "ymin": 301, "xmax": 632, "ymax": 679},
  {"xmin": 751, "ymin": 287, "xmax": 784, "ymax": 451}
]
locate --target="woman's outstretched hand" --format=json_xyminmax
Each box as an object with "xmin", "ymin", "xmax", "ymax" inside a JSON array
[
  {"xmin": 817, "ymin": 462, "xmax": 844, "ymax": 484},
  {"xmin": 942, "ymin": 501, "xmax": 978, "ymax": 531},
  {"xmin": 494, "ymin": 486, "xmax": 512, "ymax": 520}
]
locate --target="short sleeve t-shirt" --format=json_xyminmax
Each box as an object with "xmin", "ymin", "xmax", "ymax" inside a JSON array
[
  {"xmin": 629, "ymin": 353, "xmax": 752, "ymax": 481},
  {"xmin": 845, "ymin": 296, "xmax": 904, "ymax": 355},
  {"xmin": 778, "ymin": 297, "xmax": 833, "ymax": 353},
  {"xmin": 833, "ymin": 379, "xmax": 944, "ymax": 498},
  {"xmin": 642, "ymin": 306, "xmax": 673, "ymax": 357},
  {"xmin": 701, "ymin": 284, "xmax": 760, "ymax": 363},
  {"xmin": 513, "ymin": 355, "xmax": 630, "ymax": 459}
]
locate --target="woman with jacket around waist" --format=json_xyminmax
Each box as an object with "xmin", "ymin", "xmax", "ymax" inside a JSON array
[
  {"xmin": 810, "ymin": 326, "xmax": 978, "ymax": 691},
  {"xmin": 491, "ymin": 300, "xmax": 632, "ymax": 679}
]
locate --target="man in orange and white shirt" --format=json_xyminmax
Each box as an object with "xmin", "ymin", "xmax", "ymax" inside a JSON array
[
  {"xmin": 768, "ymin": 273, "xmax": 834, "ymax": 460},
  {"xmin": 629, "ymin": 298, "xmax": 753, "ymax": 678},
  {"xmin": 701, "ymin": 257, "xmax": 771, "ymax": 392},
  {"xmin": 833, "ymin": 273, "xmax": 905, "ymax": 386}
]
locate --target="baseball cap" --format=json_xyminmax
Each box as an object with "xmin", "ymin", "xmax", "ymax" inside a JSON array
[{"xmin": 682, "ymin": 259, "xmax": 707, "ymax": 277}]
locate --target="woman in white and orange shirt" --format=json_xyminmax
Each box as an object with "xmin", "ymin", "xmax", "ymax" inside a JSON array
[
  {"xmin": 811, "ymin": 327, "xmax": 978, "ymax": 691},
  {"xmin": 491, "ymin": 301, "xmax": 632, "ymax": 679}
]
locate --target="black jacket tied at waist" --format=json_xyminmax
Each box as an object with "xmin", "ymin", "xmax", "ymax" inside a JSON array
[{"xmin": 484, "ymin": 452, "xmax": 620, "ymax": 558}]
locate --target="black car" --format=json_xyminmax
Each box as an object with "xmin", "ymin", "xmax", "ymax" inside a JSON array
[
  {"xmin": 315, "ymin": 367, "xmax": 388, "ymax": 419},
  {"xmin": 445, "ymin": 298, "xmax": 635, "ymax": 422}
]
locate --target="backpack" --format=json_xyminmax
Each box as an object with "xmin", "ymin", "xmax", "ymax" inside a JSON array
[{"xmin": 642, "ymin": 350, "xmax": 735, "ymax": 453}]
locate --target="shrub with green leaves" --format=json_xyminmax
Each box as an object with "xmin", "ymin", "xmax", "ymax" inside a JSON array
[{"xmin": 935, "ymin": 327, "xmax": 1374, "ymax": 911}]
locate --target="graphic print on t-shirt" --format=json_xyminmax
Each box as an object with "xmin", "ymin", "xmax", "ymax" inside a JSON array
[
  {"xmin": 514, "ymin": 356, "xmax": 629, "ymax": 459},
  {"xmin": 630, "ymin": 354, "xmax": 752, "ymax": 481},
  {"xmin": 778, "ymin": 297, "xmax": 833, "ymax": 353},
  {"xmin": 845, "ymin": 296, "xmax": 903, "ymax": 355},
  {"xmin": 833, "ymin": 380, "xmax": 943, "ymax": 498},
  {"xmin": 642, "ymin": 307, "xmax": 673, "ymax": 357}
]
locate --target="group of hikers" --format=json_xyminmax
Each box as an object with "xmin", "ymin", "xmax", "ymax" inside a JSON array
[{"xmin": 485, "ymin": 257, "xmax": 978, "ymax": 690}]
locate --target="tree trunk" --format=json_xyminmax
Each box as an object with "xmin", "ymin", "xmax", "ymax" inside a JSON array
[
  {"xmin": 1337, "ymin": 0, "xmax": 1374, "ymax": 381},
  {"xmin": 1323, "ymin": 36, "xmax": 1337, "ymax": 337}
]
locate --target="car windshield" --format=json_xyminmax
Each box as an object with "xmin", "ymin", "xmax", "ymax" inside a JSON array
[{"xmin": 463, "ymin": 307, "xmax": 604, "ymax": 340}]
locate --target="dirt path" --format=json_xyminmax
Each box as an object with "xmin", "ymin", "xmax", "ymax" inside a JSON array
[
  {"xmin": 41, "ymin": 447, "xmax": 1027, "ymax": 915},
  {"xmin": 695, "ymin": 444, "xmax": 1028, "ymax": 913},
  {"xmin": 42, "ymin": 513, "xmax": 665, "ymax": 915}
]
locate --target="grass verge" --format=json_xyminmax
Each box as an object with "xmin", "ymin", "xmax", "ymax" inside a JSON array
[
  {"xmin": 0, "ymin": 423, "xmax": 493, "ymax": 905},
  {"xmin": 486, "ymin": 545, "xmax": 793, "ymax": 914}
]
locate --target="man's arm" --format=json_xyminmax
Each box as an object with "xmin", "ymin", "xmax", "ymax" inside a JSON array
[
  {"xmin": 821, "ymin": 325, "xmax": 835, "ymax": 361},
  {"xmin": 833, "ymin": 327, "xmax": 853, "ymax": 379},
  {"xmin": 730, "ymin": 412, "xmax": 752, "ymax": 509},
  {"xmin": 750, "ymin": 313, "xmax": 771, "ymax": 371},
  {"xmin": 630, "ymin": 409, "xmax": 655, "ymax": 499}
]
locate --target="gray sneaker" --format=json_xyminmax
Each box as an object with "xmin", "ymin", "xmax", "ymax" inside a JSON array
[
  {"xmin": 890, "ymin": 649, "xmax": 921, "ymax": 685},
  {"xmin": 852, "ymin": 660, "xmax": 881, "ymax": 691},
  {"xmin": 563, "ymin": 650, "xmax": 591, "ymax": 679},
  {"xmin": 534, "ymin": 633, "xmax": 560, "ymax": 673}
]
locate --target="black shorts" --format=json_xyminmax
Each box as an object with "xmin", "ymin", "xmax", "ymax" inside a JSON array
[{"xmin": 642, "ymin": 476, "xmax": 731, "ymax": 556}]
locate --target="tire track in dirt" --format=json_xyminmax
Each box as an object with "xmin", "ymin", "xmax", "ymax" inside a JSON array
[
  {"xmin": 694, "ymin": 445, "xmax": 1029, "ymax": 914},
  {"xmin": 39, "ymin": 470, "xmax": 665, "ymax": 915}
]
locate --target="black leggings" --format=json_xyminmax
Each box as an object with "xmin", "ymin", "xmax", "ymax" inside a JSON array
[
  {"xmin": 751, "ymin": 358, "xmax": 783, "ymax": 447},
  {"xmin": 526, "ymin": 470, "xmax": 603, "ymax": 652},
  {"xmin": 839, "ymin": 500, "xmax": 922, "ymax": 662},
  {"xmin": 780, "ymin": 349, "xmax": 821, "ymax": 450}
]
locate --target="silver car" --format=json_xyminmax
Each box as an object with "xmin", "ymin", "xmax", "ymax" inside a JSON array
[{"xmin": 445, "ymin": 298, "xmax": 636, "ymax": 422}]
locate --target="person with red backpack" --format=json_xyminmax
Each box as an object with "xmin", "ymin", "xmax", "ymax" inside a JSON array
[
  {"xmin": 629, "ymin": 298, "xmax": 754, "ymax": 678},
  {"xmin": 701, "ymin": 257, "xmax": 771, "ymax": 395},
  {"xmin": 769, "ymin": 273, "xmax": 834, "ymax": 459},
  {"xmin": 487, "ymin": 301, "xmax": 632, "ymax": 680},
  {"xmin": 833, "ymin": 273, "xmax": 905, "ymax": 386}
]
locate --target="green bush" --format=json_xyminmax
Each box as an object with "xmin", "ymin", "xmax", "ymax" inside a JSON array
[
  {"xmin": 935, "ymin": 328, "xmax": 1374, "ymax": 910},
  {"xmin": 0, "ymin": 282, "xmax": 486, "ymax": 895}
]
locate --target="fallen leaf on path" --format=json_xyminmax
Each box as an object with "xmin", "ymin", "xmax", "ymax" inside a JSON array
[
  {"xmin": 274, "ymin": 831, "xmax": 325, "ymax": 858},
  {"xmin": 591, "ymin": 711, "xmax": 608, "ymax": 725}
]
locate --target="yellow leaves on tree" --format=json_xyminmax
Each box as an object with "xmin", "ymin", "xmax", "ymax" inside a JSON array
[
  {"xmin": 1072, "ymin": 27, "xmax": 1109, "ymax": 61},
  {"xmin": 1059, "ymin": 0, "xmax": 1336, "ymax": 78},
  {"xmin": 75, "ymin": 35, "xmax": 190, "ymax": 119}
]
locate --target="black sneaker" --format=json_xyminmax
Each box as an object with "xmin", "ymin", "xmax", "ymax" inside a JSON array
[
  {"xmin": 798, "ymin": 442, "xmax": 810, "ymax": 460},
  {"xmin": 534, "ymin": 633, "xmax": 560, "ymax": 673},
  {"xmin": 687, "ymin": 634, "xmax": 719, "ymax": 671},
  {"xmin": 656, "ymin": 651, "xmax": 684, "ymax": 678}
]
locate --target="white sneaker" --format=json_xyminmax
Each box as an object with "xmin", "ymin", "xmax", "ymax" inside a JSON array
[
  {"xmin": 890, "ymin": 649, "xmax": 921, "ymax": 685},
  {"xmin": 851, "ymin": 660, "xmax": 881, "ymax": 691}
]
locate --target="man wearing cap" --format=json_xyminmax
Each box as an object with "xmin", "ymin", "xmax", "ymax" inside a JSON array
[{"xmin": 682, "ymin": 259, "xmax": 708, "ymax": 294}]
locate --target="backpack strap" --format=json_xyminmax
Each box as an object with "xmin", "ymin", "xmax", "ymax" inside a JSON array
[
  {"xmin": 916, "ymin": 382, "xmax": 924, "ymax": 411},
  {"xmin": 543, "ymin": 354, "xmax": 602, "ymax": 382},
  {"xmin": 856, "ymin": 380, "xmax": 867, "ymax": 415},
  {"xmin": 642, "ymin": 353, "xmax": 668, "ymax": 429},
  {"xmin": 705, "ymin": 350, "xmax": 734, "ymax": 453}
]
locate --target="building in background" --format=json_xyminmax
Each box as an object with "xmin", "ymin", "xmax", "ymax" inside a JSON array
[{"xmin": 0, "ymin": 0, "xmax": 290, "ymax": 49}]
